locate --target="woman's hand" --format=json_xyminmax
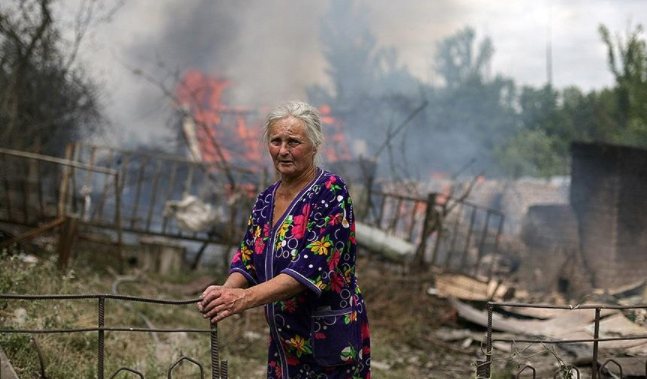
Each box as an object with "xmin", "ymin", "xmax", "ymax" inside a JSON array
[{"xmin": 199, "ymin": 285, "xmax": 249, "ymax": 323}]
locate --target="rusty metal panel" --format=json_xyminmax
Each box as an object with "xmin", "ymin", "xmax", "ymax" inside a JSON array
[
  {"xmin": 363, "ymin": 189, "xmax": 504, "ymax": 277},
  {"xmin": 66, "ymin": 143, "xmax": 261, "ymax": 246}
]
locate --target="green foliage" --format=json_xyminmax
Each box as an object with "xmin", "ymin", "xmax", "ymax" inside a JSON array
[
  {"xmin": 496, "ymin": 128, "xmax": 566, "ymax": 177},
  {"xmin": 313, "ymin": 2, "xmax": 647, "ymax": 179},
  {"xmin": 0, "ymin": 0, "xmax": 104, "ymax": 156},
  {"xmin": 426, "ymin": 27, "xmax": 518, "ymax": 176},
  {"xmin": 497, "ymin": 23, "xmax": 647, "ymax": 177}
]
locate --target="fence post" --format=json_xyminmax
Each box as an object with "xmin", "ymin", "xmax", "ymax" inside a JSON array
[
  {"xmin": 210, "ymin": 324, "xmax": 220, "ymax": 379},
  {"xmin": 57, "ymin": 215, "xmax": 79, "ymax": 270},
  {"xmin": 591, "ymin": 307, "xmax": 600, "ymax": 379},
  {"xmin": 414, "ymin": 193, "xmax": 437, "ymax": 269},
  {"xmin": 98, "ymin": 296, "xmax": 105, "ymax": 379}
]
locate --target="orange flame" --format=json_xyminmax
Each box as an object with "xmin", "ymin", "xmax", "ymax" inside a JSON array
[
  {"xmin": 175, "ymin": 69, "xmax": 265, "ymax": 169},
  {"xmin": 319, "ymin": 104, "xmax": 351, "ymax": 162}
]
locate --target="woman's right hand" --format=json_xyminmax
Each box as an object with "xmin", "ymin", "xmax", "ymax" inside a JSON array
[
  {"xmin": 197, "ymin": 285, "xmax": 221, "ymax": 313},
  {"xmin": 199, "ymin": 285, "xmax": 250, "ymax": 323}
]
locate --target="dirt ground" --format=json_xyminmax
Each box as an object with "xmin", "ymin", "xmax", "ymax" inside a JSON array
[{"xmin": 1, "ymin": 237, "xmax": 597, "ymax": 378}]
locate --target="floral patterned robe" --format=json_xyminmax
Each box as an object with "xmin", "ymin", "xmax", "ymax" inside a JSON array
[{"xmin": 230, "ymin": 168, "xmax": 371, "ymax": 379}]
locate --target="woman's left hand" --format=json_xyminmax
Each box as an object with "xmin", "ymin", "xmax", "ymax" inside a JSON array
[{"xmin": 199, "ymin": 285, "xmax": 249, "ymax": 323}]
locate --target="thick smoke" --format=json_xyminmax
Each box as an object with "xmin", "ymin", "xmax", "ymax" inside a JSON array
[{"xmin": 73, "ymin": 0, "xmax": 647, "ymax": 177}]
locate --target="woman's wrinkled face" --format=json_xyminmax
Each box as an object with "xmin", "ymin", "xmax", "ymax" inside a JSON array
[{"xmin": 268, "ymin": 117, "xmax": 316, "ymax": 180}]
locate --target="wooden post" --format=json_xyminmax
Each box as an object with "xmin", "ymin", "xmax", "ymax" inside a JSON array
[
  {"xmin": 413, "ymin": 193, "xmax": 437, "ymax": 271},
  {"xmin": 57, "ymin": 215, "xmax": 79, "ymax": 270}
]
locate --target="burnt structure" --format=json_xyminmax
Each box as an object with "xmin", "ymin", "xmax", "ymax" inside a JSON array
[{"xmin": 570, "ymin": 141, "xmax": 647, "ymax": 288}]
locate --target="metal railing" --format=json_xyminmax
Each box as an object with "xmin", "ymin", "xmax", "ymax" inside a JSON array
[
  {"xmin": 0, "ymin": 293, "xmax": 228, "ymax": 378},
  {"xmin": 66, "ymin": 143, "xmax": 260, "ymax": 245},
  {"xmin": 476, "ymin": 302, "xmax": 647, "ymax": 378},
  {"xmin": 363, "ymin": 190, "xmax": 504, "ymax": 278}
]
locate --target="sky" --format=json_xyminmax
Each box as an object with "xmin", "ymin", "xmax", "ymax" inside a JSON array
[{"xmin": 57, "ymin": 0, "xmax": 647, "ymax": 146}]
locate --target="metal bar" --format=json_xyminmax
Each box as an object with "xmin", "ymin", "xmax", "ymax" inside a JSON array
[
  {"xmin": 473, "ymin": 211, "xmax": 491, "ymax": 277},
  {"xmin": 414, "ymin": 193, "xmax": 436, "ymax": 268},
  {"xmin": 516, "ymin": 365, "xmax": 536, "ymax": 378},
  {"xmin": 485, "ymin": 303, "xmax": 493, "ymax": 378},
  {"xmin": 0, "ymin": 327, "xmax": 215, "ymax": 334},
  {"xmin": 0, "ymin": 216, "xmax": 65, "ymax": 249},
  {"xmin": 599, "ymin": 359, "xmax": 622, "ymax": 378},
  {"xmin": 376, "ymin": 193, "xmax": 387, "ymax": 229},
  {"xmin": 592, "ymin": 307, "xmax": 600, "ymax": 379},
  {"xmin": 220, "ymin": 361, "xmax": 228, "ymax": 379},
  {"xmin": 109, "ymin": 367, "xmax": 144, "ymax": 378},
  {"xmin": 458, "ymin": 206, "xmax": 477, "ymax": 270},
  {"xmin": 161, "ymin": 162, "xmax": 179, "ymax": 233},
  {"xmin": 486, "ymin": 302, "xmax": 647, "ymax": 310},
  {"xmin": 446, "ymin": 201, "xmax": 462, "ymax": 268},
  {"xmin": 114, "ymin": 173, "xmax": 124, "ymax": 273},
  {"xmin": 211, "ymin": 324, "xmax": 220, "ymax": 379},
  {"xmin": 0, "ymin": 147, "xmax": 117, "ymax": 175},
  {"xmin": 58, "ymin": 144, "xmax": 74, "ymax": 216},
  {"xmin": 167, "ymin": 356, "xmax": 204, "ymax": 379},
  {"xmin": 77, "ymin": 143, "xmax": 254, "ymax": 174},
  {"xmin": 129, "ymin": 157, "xmax": 148, "ymax": 229},
  {"xmin": 81, "ymin": 146, "xmax": 97, "ymax": 221},
  {"xmin": 96, "ymin": 149, "xmax": 115, "ymax": 221},
  {"xmin": 406, "ymin": 201, "xmax": 419, "ymax": 242},
  {"xmin": 80, "ymin": 221, "xmax": 214, "ymax": 243},
  {"xmin": 98, "ymin": 296, "xmax": 105, "ymax": 379},
  {"xmin": 0, "ymin": 293, "xmax": 201, "ymax": 304},
  {"xmin": 491, "ymin": 334, "xmax": 647, "ymax": 344},
  {"xmin": 1, "ymin": 154, "xmax": 13, "ymax": 220},
  {"xmin": 387, "ymin": 197, "xmax": 403, "ymax": 234},
  {"xmin": 145, "ymin": 160, "xmax": 163, "ymax": 231},
  {"xmin": 19, "ymin": 172, "xmax": 28, "ymax": 224},
  {"xmin": 1, "ymin": 293, "xmax": 226, "ymax": 376},
  {"xmin": 487, "ymin": 214, "xmax": 505, "ymax": 282},
  {"xmin": 35, "ymin": 159, "xmax": 45, "ymax": 217}
]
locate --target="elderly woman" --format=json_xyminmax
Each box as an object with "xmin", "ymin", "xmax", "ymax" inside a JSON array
[{"xmin": 199, "ymin": 101, "xmax": 371, "ymax": 378}]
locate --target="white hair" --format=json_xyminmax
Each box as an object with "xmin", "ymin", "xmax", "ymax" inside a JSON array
[{"xmin": 263, "ymin": 101, "xmax": 324, "ymax": 150}]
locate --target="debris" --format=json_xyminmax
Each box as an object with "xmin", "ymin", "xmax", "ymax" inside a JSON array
[
  {"xmin": 430, "ymin": 273, "xmax": 509, "ymax": 301},
  {"xmin": 448, "ymin": 297, "xmax": 618, "ymax": 336},
  {"xmin": 354, "ymin": 222, "xmax": 414, "ymax": 261},
  {"xmin": 163, "ymin": 195, "xmax": 221, "ymax": 232}
]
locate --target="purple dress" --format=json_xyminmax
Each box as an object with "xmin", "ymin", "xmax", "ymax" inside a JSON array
[{"xmin": 230, "ymin": 168, "xmax": 371, "ymax": 379}]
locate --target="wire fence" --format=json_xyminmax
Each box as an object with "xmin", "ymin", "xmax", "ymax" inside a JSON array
[
  {"xmin": 476, "ymin": 302, "xmax": 647, "ymax": 378},
  {"xmin": 0, "ymin": 293, "xmax": 227, "ymax": 379}
]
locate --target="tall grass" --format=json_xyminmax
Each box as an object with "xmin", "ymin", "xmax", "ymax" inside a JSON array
[{"xmin": 0, "ymin": 247, "xmax": 268, "ymax": 378}]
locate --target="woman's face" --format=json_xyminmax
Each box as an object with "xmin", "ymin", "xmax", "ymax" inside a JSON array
[{"xmin": 267, "ymin": 117, "xmax": 316, "ymax": 180}]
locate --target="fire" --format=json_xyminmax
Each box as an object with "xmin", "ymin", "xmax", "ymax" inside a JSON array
[
  {"xmin": 319, "ymin": 104, "xmax": 351, "ymax": 162},
  {"xmin": 175, "ymin": 69, "xmax": 265, "ymax": 170},
  {"xmin": 175, "ymin": 70, "xmax": 353, "ymax": 172}
]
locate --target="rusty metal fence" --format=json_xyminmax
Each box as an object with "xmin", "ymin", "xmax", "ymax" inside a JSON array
[
  {"xmin": 65, "ymin": 143, "xmax": 262, "ymax": 245},
  {"xmin": 476, "ymin": 302, "xmax": 647, "ymax": 378},
  {"xmin": 364, "ymin": 190, "xmax": 504, "ymax": 279},
  {"xmin": 0, "ymin": 293, "xmax": 227, "ymax": 378},
  {"xmin": 0, "ymin": 147, "xmax": 121, "ymax": 230}
]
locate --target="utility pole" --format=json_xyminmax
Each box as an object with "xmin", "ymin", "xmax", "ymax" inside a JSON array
[{"xmin": 546, "ymin": 0, "xmax": 553, "ymax": 86}]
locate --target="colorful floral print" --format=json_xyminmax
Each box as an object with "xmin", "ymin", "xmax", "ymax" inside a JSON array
[{"xmin": 230, "ymin": 169, "xmax": 371, "ymax": 378}]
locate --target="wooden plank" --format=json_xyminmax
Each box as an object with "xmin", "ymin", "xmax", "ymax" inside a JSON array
[
  {"xmin": 449, "ymin": 297, "xmax": 618, "ymax": 337},
  {"xmin": 57, "ymin": 216, "xmax": 79, "ymax": 269},
  {"xmin": 0, "ymin": 217, "xmax": 65, "ymax": 248}
]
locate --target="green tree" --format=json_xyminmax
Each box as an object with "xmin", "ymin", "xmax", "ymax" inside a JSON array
[
  {"xmin": 599, "ymin": 23, "xmax": 647, "ymax": 145},
  {"xmin": 0, "ymin": 0, "xmax": 105, "ymax": 156},
  {"xmin": 427, "ymin": 27, "xmax": 517, "ymax": 176}
]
